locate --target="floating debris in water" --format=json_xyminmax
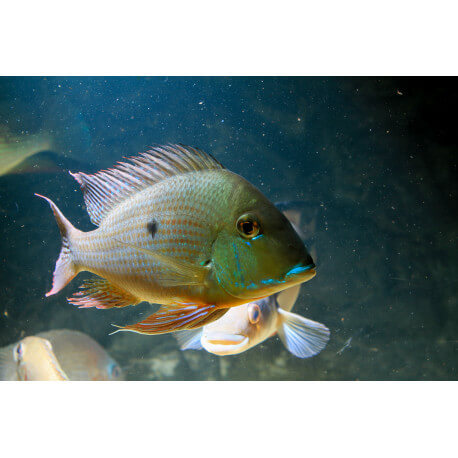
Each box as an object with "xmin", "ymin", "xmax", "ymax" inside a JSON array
[{"xmin": 336, "ymin": 337, "xmax": 353, "ymax": 356}]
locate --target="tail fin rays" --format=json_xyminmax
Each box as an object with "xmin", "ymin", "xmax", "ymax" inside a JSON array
[{"xmin": 35, "ymin": 194, "xmax": 79, "ymax": 296}]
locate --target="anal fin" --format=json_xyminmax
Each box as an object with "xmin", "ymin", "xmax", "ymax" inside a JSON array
[
  {"xmin": 68, "ymin": 277, "xmax": 139, "ymax": 309},
  {"xmin": 114, "ymin": 304, "xmax": 219, "ymax": 335}
]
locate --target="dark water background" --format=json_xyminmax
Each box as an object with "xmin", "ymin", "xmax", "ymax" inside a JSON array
[{"xmin": 0, "ymin": 76, "xmax": 456, "ymax": 380}]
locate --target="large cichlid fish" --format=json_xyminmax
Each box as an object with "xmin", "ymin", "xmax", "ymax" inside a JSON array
[{"xmin": 36, "ymin": 144, "xmax": 316, "ymax": 334}]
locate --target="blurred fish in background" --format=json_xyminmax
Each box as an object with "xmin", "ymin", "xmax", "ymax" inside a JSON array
[
  {"xmin": 0, "ymin": 91, "xmax": 92, "ymax": 176},
  {"xmin": 0, "ymin": 329, "xmax": 123, "ymax": 381},
  {"xmin": 0, "ymin": 126, "xmax": 54, "ymax": 176},
  {"xmin": 0, "ymin": 336, "xmax": 68, "ymax": 381}
]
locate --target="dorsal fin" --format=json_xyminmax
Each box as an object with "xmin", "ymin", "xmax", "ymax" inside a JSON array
[{"xmin": 70, "ymin": 144, "xmax": 225, "ymax": 226}]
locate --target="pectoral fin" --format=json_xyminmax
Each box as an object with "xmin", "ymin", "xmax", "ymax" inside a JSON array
[
  {"xmin": 174, "ymin": 329, "xmax": 204, "ymax": 350},
  {"xmin": 111, "ymin": 304, "xmax": 219, "ymax": 335},
  {"xmin": 68, "ymin": 277, "xmax": 139, "ymax": 309},
  {"xmin": 114, "ymin": 238, "xmax": 208, "ymax": 287},
  {"xmin": 277, "ymin": 308, "xmax": 330, "ymax": 358}
]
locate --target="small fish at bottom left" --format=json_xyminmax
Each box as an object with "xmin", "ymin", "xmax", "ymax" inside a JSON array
[{"xmin": 0, "ymin": 329, "xmax": 123, "ymax": 381}]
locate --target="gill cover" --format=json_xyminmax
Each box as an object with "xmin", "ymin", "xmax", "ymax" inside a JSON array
[{"xmin": 212, "ymin": 221, "xmax": 313, "ymax": 300}]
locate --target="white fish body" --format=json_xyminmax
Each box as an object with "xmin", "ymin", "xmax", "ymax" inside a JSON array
[{"xmin": 176, "ymin": 284, "xmax": 330, "ymax": 358}]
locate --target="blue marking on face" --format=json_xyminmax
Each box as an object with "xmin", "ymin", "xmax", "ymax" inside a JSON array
[
  {"xmin": 285, "ymin": 263, "xmax": 315, "ymax": 279},
  {"xmin": 260, "ymin": 278, "xmax": 283, "ymax": 286},
  {"xmin": 251, "ymin": 234, "xmax": 264, "ymax": 241},
  {"xmin": 232, "ymin": 242, "xmax": 245, "ymax": 286},
  {"xmin": 244, "ymin": 262, "xmax": 315, "ymax": 290}
]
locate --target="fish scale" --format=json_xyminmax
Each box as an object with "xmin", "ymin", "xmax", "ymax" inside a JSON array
[{"xmin": 37, "ymin": 144, "xmax": 316, "ymax": 335}]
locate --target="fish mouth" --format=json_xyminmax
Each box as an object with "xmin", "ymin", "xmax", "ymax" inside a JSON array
[
  {"xmin": 284, "ymin": 262, "xmax": 316, "ymax": 283},
  {"xmin": 260, "ymin": 262, "xmax": 316, "ymax": 288},
  {"xmin": 223, "ymin": 262, "xmax": 317, "ymax": 301},
  {"xmin": 201, "ymin": 333, "xmax": 249, "ymax": 355}
]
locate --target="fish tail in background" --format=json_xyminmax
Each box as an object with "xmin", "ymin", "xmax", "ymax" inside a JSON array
[
  {"xmin": 277, "ymin": 308, "xmax": 330, "ymax": 358},
  {"xmin": 35, "ymin": 193, "xmax": 80, "ymax": 297},
  {"xmin": 0, "ymin": 345, "xmax": 17, "ymax": 381}
]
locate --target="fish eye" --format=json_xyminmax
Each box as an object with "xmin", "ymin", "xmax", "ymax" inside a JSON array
[
  {"xmin": 110, "ymin": 363, "xmax": 121, "ymax": 379},
  {"xmin": 248, "ymin": 303, "xmax": 261, "ymax": 324},
  {"xmin": 236, "ymin": 214, "xmax": 261, "ymax": 239},
  {"xmin": 14, "ymin": 342, "xmax": 24, "ymax": 362}
]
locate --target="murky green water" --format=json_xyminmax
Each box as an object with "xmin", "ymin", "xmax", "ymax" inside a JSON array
[{"xmin": 0, "ymin": 77, "xmax": 456, "ymax": 380}]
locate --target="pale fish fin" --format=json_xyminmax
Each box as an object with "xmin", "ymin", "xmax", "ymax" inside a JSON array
[
  {"xmin": 275, "ymin": 284, "xmax": 301, "ymax": 313},
  {"xmin": 274, "ymin": 200, "xmax": 318, "ymax": 241},
  {"xmin": 277, "ymin": 308, "xmax": 330, "ymax": 358},
  {"xmin": 35, "ymin": 194, "xmax": 80, "ymax": 297},
  {"xmin": 0, "ymin": 344, "xmax": 17, "ymax": 381},
  {"xmin": 68, "ymin": 277, "xmax": 139, "ymax": 309},
  {"xmin": 70, "ymin": 144, "xmax": 225, "ymax": 226},
  {"xmin": 174, "ymin": 329, "xmax": 204, "ymax": 351},
  {"xmin": 114, "ymin": 238, "xmax": 209, "ymax": 286},
  {"xmin": 115, "ymin": 304, "xmax": 219, "ymax": 335}
]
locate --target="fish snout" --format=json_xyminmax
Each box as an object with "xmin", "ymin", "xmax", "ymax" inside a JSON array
[
  {"xmin": 203, "ymin": 333, "xmax": 246, "ymax": 345},
  {"xmin": 201, "ymin": 333, "xmax": 250, "ymax": 355}
]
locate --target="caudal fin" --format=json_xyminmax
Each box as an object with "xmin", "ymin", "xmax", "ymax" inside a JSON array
[{"xmin": 35, "ymin": 194, "xmax": 79, "ymax": 297}]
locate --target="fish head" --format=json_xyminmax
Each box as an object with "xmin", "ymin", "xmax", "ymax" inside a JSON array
[
  {"xmin": 13, "ymin": 336, "xmax": 64, "ymax": 381},
  {"xmin": 212, "ymin": 176, "xmax": 316, "ymax": 301},
  {"xmin": 200, "ymin": 296, "xmax": 277, "ymax": 355}
]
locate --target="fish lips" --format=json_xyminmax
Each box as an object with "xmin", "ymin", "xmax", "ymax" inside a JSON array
[
  {"xmin": 201, "ymin": 333, "xmax": 250, "ymax": 355},
  {"xmin": 257, "ymin": 262, "xmax": 317, "ymax": 293},
  {"xmin": 218, "ymin": 261, "xmax": 316, "ymax": 301},
  {"xmin": 284, "ymin": 262, "xmax": 316, "ymax": 283}
]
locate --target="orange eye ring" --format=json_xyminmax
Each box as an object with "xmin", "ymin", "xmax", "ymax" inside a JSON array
[
  {"xmin": 236, "ymin": 214, "xmax": 261, "ymax": 239},
  {"xmin": 248, "ymin": 303, "xmax": 261, "ymax": 324}
]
